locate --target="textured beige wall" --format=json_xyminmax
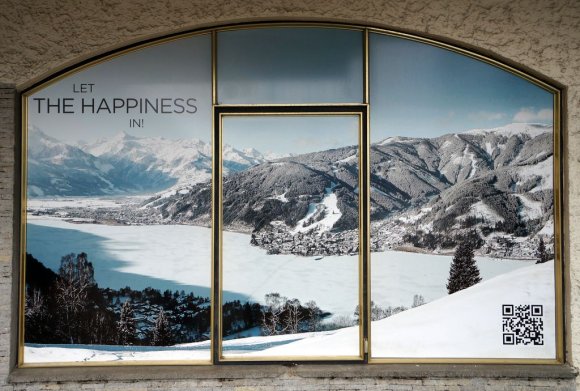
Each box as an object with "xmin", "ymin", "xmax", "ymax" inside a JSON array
[{"xmin": 1, "ymin": 0, "xmax": 579, "ymax": 389}]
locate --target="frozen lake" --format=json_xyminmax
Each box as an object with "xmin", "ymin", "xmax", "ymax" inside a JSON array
[{"xmin": 27, "ymin": 216, "xmax": 531, "ymax": 316}]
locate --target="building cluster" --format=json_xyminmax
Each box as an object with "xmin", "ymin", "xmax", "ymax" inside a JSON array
[
  {"xmin": 28, "ymin": 205, "xmax": 163, "ymax": 226},
  {"xmin": 251, "ymin": 226, "xmax": 359, "ymax": 256}
]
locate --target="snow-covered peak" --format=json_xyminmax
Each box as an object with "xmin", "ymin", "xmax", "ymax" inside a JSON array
[
  {"xmin": 27, "ymin": 125, "xmax": 63, "ymax": 154},
  {"xmin": 463, "ymin": 123, "xmax": 552, "ymax": 138},
  {"xmin": 114, "ymin": 130, "xmax": 138, "ymax": 141},
  {"xmin": 242, "ymin": 147, "xmax": 263, "ymax": 157},
  {"xmin": 223, "ymin": 144, "xmax": 266, "ymax": 166},
  {"xmin": 375, "ymin": 136, "xmax": 413, "ymax": 146}
]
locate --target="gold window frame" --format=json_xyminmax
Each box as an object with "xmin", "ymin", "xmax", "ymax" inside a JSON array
[
  {"xmin": 213, "ymin": 105, "xmax": 369, "ymax": 363},
  {"xmin": 17, "ymin": 21, "xmax": 564, "ymax": 368}
]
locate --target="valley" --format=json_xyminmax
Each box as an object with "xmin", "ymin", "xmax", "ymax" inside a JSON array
[{"xmin": 27, "ymin": 123, "xmax": 555, "ymax": 260}]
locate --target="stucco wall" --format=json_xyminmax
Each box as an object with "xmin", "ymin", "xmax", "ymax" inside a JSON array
[{"xmin": 1, "ymin": 0, "xmax": 579, "ymax": 389}]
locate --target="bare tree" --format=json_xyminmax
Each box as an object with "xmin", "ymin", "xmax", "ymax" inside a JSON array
[
  {"xmin": 55, "ymin": 252, "xmax": 95, "ymax": 343},
  {"xmin": 284, "ymin": 298, "xmax": 303, "ymax": 334},
  {"xmin": 412, "ymin": 294, "xmax": 426, "ymax": 308},
  {"xmin": 25, "ymin": 289, "xmax": 47, "ymax": 341},
  {"xmin": 355, "ymin": 301, "xmax": 389, "ymax": 322},
  {"xmin": 261, "ymin": 293, "xmax": 287, "ymax": 336},
  {"xmin": 305, "ymin": 300, "xmax": 321, "ymax": 332}
]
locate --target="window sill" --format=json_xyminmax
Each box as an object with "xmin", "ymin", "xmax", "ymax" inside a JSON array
[{"xmin": 9, "ymin": 363, "xmax": 578, "ymax": 384}]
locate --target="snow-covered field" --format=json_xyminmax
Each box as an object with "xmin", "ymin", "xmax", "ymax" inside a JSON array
[
  {"xmin": 371, "ymin": 250, "xmax": 530, "ymax": 308},
  {"xmin": 25, "ymin": 261, "xmax": 555, "ymax": 362},
  {"xmin": 25, "ymin": 342, "xmax": 211, "ymax": 363},
  {"xmin": 27, "ymin": 216, "xmax": 530, "ymax": 317},
  {"xmin": 370, "ymin": 261, "xmax": 556, "ymax": 359},
  {"xmin": 25, "ymin": 329, "xmax": 353, "ymax": 363}
]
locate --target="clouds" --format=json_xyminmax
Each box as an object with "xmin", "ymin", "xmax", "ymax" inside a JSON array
[
  {"xmin": 513, "ymin": 108, "xmax": 553, "ymax": 123},
  {"xmin": 466, "ymin": 107, "xmax": 553, "ymax": 128},
  {"xmin": 468, "ymin": 111, "xmax": 507, "ymax": 121}
]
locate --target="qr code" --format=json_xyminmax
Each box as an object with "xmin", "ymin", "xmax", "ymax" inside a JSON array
[{"xmin": 502, "ymin": 304, "xmax": 544, "ymax": 345}]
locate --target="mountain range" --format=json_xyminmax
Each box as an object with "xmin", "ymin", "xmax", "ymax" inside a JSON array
[
  {"xmin": 149, "ymin": 123, "xmax": 554, "ymax": 256},
  {"xmin": 27, "ymin": 123, "xmax": 554, "ymax": 256},
  {"xmin": 27, "ymin": 127, "xmax": 273, "ymax": 197}
]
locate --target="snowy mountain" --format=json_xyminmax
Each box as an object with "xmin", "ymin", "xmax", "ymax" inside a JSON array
[
  {"xmin": 152, "ymin": 123, "xmax": 553, "ymax": 258},
  {"xmin": 370, "ymin": 123, "xmax": 552, "ymax": 211},
  {"xmin": 27, "ymin": 128, "xmax": 271, "ymax": 197},
  {"xmin": 27, "ymin": 127, "xmax": 138, "ymax": 197},
  {"xmin": 371, "ymin": 123, "xmax": 554, "ymax": 257},
  {"xmin": 82, "ymin": 131, "xmax": 274, "ymax": 186},
  {"xmin": 150, "ymin": 146, "xmax": 361, "ymax": 234}
]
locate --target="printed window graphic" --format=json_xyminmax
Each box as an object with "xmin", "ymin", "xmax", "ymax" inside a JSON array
[
  {"xmin": 219, "ymin": 113, "xmax": 363, "ymax": 360},
  {"xmin": 20, "ymin": 25, "xmax": 561, "ymax": 366}
]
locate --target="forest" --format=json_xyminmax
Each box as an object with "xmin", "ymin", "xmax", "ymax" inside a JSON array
[{"xmin": 25, "ymin": 252, "xmax": 327, "ymax": 346}]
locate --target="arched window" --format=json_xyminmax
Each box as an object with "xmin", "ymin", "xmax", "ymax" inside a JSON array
[{"xmin": 20, "ymin": 23, "xmax": 562, "ymax": 366}]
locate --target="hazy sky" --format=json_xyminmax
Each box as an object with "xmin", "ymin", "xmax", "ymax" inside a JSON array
[
  {"xmin": 28, "ymin": 34, "xmax": 212, "ymax": 144},
  {"xmin": 222, "ymin": 115, "xmax": 360, "ymax": 155},
  {"xmin": 28, "ymin": 27, "xmax": 553, "ymax": 151},
  {"xmin": 369, "ymin": 33, "xmax": 554, "ymax": 141}
]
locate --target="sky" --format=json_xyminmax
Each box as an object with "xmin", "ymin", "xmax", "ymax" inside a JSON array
[
  {"xmin": 222, "ymin": 115, "xmax": 360, "ymax": 155},
  {"xmin": 369, "ymin": 33, "xmax": 554, "ymax": 141},
  {"xmin": 28, "ymin": 27, "xmax": 554, "ymax": 151},
  {"xmin": 28, "ymin": 34, "xmax": 212, "ymax": 144}
]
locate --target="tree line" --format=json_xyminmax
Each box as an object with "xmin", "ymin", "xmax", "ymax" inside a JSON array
[
  {"xmin": 26, "ymin": 253, "xmax": 242, "ymax": 346},
  {"xmin": 25, "ymin": 252, "xmax": 330, "ymax": 346}
]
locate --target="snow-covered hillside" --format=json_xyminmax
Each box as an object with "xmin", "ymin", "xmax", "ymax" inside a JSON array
[
  {"xmin": 151, "ymin": 123, "xmax": 554, "ymax": 258},
  {"xmin": 24, "ymin": 261, "xmax": 555, "ymax": 363},
  {"xmin": 236, "ymin": 260, "xmax": 555, "ymax": 359},
  {"xmin": 27, "ymin": 126, "xmax": 123, "ymax": 197},
  {"xmin": 370, "ymin": 260, "xmax": 556, "ymax": 358}
]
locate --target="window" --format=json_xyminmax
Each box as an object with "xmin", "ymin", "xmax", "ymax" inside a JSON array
[{"xmin": 19, "ymin": 23, "xmax": 563, "ymax": 366}]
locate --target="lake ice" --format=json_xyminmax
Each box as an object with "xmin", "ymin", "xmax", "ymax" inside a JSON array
[{"xmin": 27, "ymin": 216, "xmax": 531, "ymax": 317}]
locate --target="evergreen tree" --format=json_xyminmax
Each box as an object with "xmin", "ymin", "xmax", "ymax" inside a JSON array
[
  {"xmin": 536, "ymin": 237, "xmax": 549, "ymax": 264},
  {"xmin": 152, "ymin": 308, "xmax": 172, "ymax": 346},
  {"xmin": 117, "ymin": 300, "xmax": 137, "ymax": 345},
  {"xmin": 446, "ymin": 239, "xmax": 482, "ymax": 294}
]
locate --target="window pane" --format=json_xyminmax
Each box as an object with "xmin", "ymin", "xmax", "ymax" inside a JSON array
[
  {"xmin": 24, "ymin": 34, "xmax": 213, "ymax": 364},
  {"xmin": 217, "ymin": 28, "xmax": 363, "ymax": 104},
  {"xmin": 369, "ymin": 33, "xmax": 557, "ymax": 359},
  {"xmin": 219, "ymin": 114, "xmax": 362, "ymax": 359}
]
